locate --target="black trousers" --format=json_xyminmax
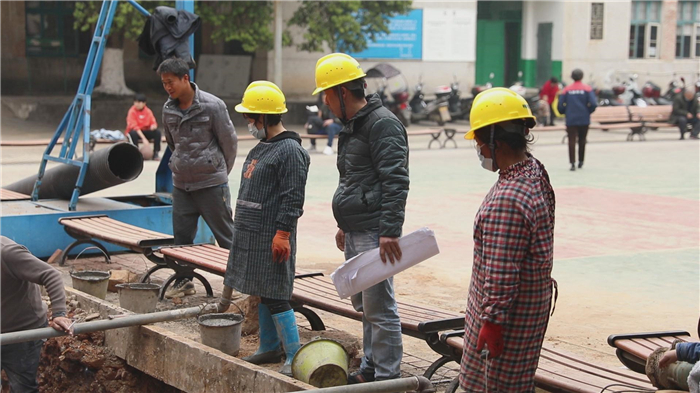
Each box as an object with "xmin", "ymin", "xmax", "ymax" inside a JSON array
[
  {"xmin": 549, "ymin": 103, "xmax": 557, "ymax": 126},
  {"xmin": 128, "ymin": 129, "xmax": 161, "ymax": 154},
  {"xmin": 261, "ymin": 297, "xmax": 292, "ymax": 315},
  {"xmin": 172, "ymin": 184, "xmax": 233, "ymax": 250},
  {"xmin": 566, "ymin": 125, "xmax": 589, "ymax": 164},
  {"xmin": 677, "ymin": 117, "xmax": 700, "ymax": 138}
]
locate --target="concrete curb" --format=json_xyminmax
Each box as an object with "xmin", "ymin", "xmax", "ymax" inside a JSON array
[{"xmin": 65, "ymin": 286, "xmax": 313, "ymax": 392}]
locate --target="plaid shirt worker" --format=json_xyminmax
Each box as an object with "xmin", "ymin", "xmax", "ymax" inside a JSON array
[{"xmin": 460, "ymin": 157, "xmax": 556, "ymax": 392}]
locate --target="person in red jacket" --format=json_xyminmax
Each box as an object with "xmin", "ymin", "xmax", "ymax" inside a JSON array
[
  {"xmin": 540, "ymin": 77, "xmax": 560, "ymax": 126},
  {"xmin": 126, "ymin": 93, "xmax": 161, "ymax": 160}
]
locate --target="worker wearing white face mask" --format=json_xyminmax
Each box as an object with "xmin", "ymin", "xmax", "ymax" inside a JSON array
[
  {"xmin": 459, "ymin": 88, "xmax": 557, "ymax": 392},
  {"xmin": 225, "ymin": 81, "xmax": 311, "ymax": 376}
]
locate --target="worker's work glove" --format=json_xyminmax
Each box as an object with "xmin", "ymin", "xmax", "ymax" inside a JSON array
[
  {"xmin": 271, "ymin": 230, "xmax": 291, "ymax": 263},
  {"xmin": 476, "ymin": 320, "xmax": 504, "ymax": 359}
]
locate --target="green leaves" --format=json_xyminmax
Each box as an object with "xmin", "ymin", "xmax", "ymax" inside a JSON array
[
  {"xmin": 196, "ymin": 1, "xmax": 274, "ymax": 52},
  {"xmin": 289, "ymin": 1, "xmax": 412, "ymax": 53},
  {"xmin": 74, "ymin": 1, "xmax": 173, "ymax": 47},
  {"xmin": 73, "ymin": 1, "xmax": 412, "ymax": 53}
]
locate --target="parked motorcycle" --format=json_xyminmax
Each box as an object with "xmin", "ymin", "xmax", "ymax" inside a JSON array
[
  {"xmin": 365, "ymin": 63, "xmax": 411, "ymax": 127},
  {"xmin": 642, "ymin": 81, "xmax": 672, "ymax": 105},
  {"xmin": 460, "ymin": 82, "xmax": 493, "ymax": 117},
  {"xmin": 597, "ymin": 76, "xmax": 645, "ymax": 107},
  {"xmin": 409, "ymin": 76, "xmax": 451, "ymax": 126},
  {"xmin": 434, "ymin": 75, "xmax": 471, "ymax": 121},
  {"xmin": 618, "ymin": 75, "xmax": 647, "ymax": 106}
]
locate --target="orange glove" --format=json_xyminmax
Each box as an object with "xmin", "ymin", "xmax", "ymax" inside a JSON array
[
  {"xmin": 476, "ymin": 320, "xmax": 504, "ymax": 359},
  {"xmin": 272, "ymin": 230, "xmax": 291, "ymax": 263}
]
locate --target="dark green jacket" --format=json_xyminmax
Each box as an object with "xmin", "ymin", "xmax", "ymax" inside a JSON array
[
  {"xmin": 332, "ymin": 94, "xmax": 409, "ymax": 238},
  {"xmin": 671, "ymin": 93, "xmax": 699, "ymax": 124}
]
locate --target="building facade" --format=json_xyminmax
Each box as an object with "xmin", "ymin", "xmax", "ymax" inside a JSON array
[{"xmin": 2, "ymin": 1, "xmax": 699, "ymax": 99}]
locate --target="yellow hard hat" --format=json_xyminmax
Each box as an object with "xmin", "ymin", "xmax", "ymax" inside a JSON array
[
  {"xmin": 312, "ymin": 53, "xmax": 367, "ymax": 95},
  {"xmin": 235, "ymin": 81, "xmax": 288, "ymax": 114},
  {"xmin": 465, "ymin": 87, "xmax": 536, "ymax": 140}
]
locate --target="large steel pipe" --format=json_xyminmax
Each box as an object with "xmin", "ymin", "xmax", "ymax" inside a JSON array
[
  {"xmin": 0, "ymin": 306, "xmax": 204, "ymax": 346},
  {"xmin": 4, "ymin": 142, "xmax": 143, "ymax": 200}
]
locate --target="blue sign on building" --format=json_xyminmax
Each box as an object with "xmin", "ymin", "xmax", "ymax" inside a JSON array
[{"xmin": 351, "ymin": 9, "xmax": 423, "ymax": 60}]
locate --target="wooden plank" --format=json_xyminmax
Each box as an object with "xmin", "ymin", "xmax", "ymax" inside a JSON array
[
  {"xmin": 589, "ymin": 122, "xmax": 643, "ymax": 130},
  {"xmin": 615, "ymin": 339, "xmax": 655, "ymax": 359},
  {"xmin": 0, "ymin": 189, "xmax": 31, "ymax": 201},
  {"xmin": 62, "ymin": 218, "xmax": 172, "ymax": 248},
  {"xmin": 444, "ymin": 337, "xmax": 652, "ymax": 392},
  {"xmin": 295, "ymin": 276, "xmax": 458, "ymax": 321},
  {"xmin": 62, "ymin": 216, "xmax": 171, "ymax": 240},
  {"xmin": 69, "ymin": 220, "xmax": 160, "ymax": 243}
]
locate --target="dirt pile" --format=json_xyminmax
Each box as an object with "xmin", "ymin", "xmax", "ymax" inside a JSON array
[{"xmin": 37, "ymin": 331, "xmax": 181, "ymax": 393}]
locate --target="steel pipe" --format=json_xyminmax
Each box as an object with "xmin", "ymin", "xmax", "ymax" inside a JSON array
[
  {"xmin": 0, "ymin": 306, "xmax": 204, "ymax": 346},
  {"xmin": 5, "ymin": 142, "xmax": 143, "ymax": 200},
  {"xmin": 305, "ymin": 376, "xmax": 435, "ymax": 393}
]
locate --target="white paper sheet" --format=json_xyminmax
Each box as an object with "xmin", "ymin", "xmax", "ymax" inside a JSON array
[{"xmin": 330, "ymin": 227, "xmax": 440, "ymax": 299}]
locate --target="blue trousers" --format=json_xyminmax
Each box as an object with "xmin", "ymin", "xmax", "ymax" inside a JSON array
[
  {"xmin": 345, "ymin": 231, "xmax": 403, "ymax": 380},
  {"xmin": 1, "ymin": 337, "xmax": 44, "ymax": 392}
]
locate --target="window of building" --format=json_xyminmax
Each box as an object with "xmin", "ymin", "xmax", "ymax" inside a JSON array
[
  {"xmin": 591, "ymin": 3, "xmax": 604, "ymax": 40},
  {"xmin": 676, "ymin": 1, "xmax": 700, "ymax": 58},
  {"xmin": 629, "ymin": 0, "xmax": 662, "ymax": 59},
  {"xmin": 25, "ymin": 1, "xmax": 79, "ymax": 57}
]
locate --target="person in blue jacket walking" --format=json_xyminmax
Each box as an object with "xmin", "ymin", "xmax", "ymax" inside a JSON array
[{"xmin": 557, "ymin": 69, "xmax": 597, "ymax": 171}]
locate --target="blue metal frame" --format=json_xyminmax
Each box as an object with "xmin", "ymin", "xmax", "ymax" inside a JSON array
[
  {"xmin": 31, "ymin": 0, "xmax": 122, "ymax": 211},
  {"xmin": 31, "ymin": 1, "xmax": 194, "ymax": 211},
  {"xmin": 176, "ymin": 0, "xmax": 196, "ymax": 81}
]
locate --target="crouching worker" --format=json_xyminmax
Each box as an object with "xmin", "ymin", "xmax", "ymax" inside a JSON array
[
  {"xmin": 218, "ymin": 81, "xmax": 310, "ymax": 376},
  {"xmin": 460, "ymin": 88, "xmax": 556, "ymax": 392},
  {"xmin": 126, "ymin": 93, "xmax": 161, "ymax": 160},
  {"xmin": 647, "ymin": 341, "xmax": 700, "ymax": 392},
  {"xmin": 1, "ymin": 236, "xmax": 73, "ymax": 393}
]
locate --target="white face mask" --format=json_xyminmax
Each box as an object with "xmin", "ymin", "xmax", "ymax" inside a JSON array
[
  {"xmin": 476, "ymin": 144, "xmax": 496, "ymax": 172},
  {"xmin": 247, "ymin": 122, "xmax": 266, "ymax": 140}
]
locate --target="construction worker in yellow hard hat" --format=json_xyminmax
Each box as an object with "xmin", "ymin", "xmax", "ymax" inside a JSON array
[
  {"xmin": 220, "ymin": 80, "xmax": 310, "ymax": 376},
  {"xmin": 458, "ymin": 87, "xmax": 556, "ymax": 392},
  {"xmin": 313, "ymin": 53, "xmax": 410, "ymax": 384}
]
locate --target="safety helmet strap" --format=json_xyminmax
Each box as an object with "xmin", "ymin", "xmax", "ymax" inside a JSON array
[
  {"xmin": 336, "ymin": 85, "xmax": 348, "ymax": 123},
  {"xmin": 489, "ymin": 125, "xmax": 499, "ymax": 171}
]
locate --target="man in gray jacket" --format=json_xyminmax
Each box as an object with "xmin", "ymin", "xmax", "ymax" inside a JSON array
[
  {"xmin": 312, "ymin": 53, "xmax": 409, "ymax": 384},
  {"xmin": 158, "ymin": 58, "xmax": 238, "ymax": 297},
  {"xmin": 2, "ymin": 236, "xmax": 73, "ymax": 392}
]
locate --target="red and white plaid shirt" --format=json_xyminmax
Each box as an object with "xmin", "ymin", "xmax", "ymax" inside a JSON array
[{"xmin": 460, "ymin": 156, "xmax": 556, "ymax": 392}]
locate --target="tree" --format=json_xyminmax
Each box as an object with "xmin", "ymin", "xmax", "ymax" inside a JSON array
[
  {"xmin": 196, "ymin": 2, "xmax": 284, "ymax": 52},
  {"xmin": 74, "ymin": 1, "xmax": 273, "ymax": 96},
  {"xmin": 73, "ymin": 1, "xmax": 411, "ymax": 96},
  {"xmin": 74, "ymin": 1, "xmax": 171, "ymax": 96},
  {"xmin": 288, "ymin": 1, "xmax": 413, "ymax": 53}
]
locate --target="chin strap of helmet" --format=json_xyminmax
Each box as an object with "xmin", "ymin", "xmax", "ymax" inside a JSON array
[
  {"xmin": 489, "ymin": 125, "xmax": 499, "ymax": 171},
  {"xmin": 336, "ymin": 85, "xmax": 348, "ymax": 123},
  {"xmin": 262, "ymin": 114, "xmax": 268, "ymax": 140}
]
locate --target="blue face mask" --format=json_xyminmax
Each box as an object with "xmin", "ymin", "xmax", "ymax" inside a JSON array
[{"xmin": 247, "ymin": 122, "xmax": 266, "ymax": 140}]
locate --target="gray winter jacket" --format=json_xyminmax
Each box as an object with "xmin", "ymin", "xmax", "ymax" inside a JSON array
[
  {"xmin": 163, "ymin": 83, "xmax": 238, "ymax": 191},
  {"xmin": 333, "ymin": 94, "xmax": 409, "ymax": 238}
]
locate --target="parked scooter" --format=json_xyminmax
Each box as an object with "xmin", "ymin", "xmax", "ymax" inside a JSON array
[
  {"xmin": 409, "ymin": 76, "xmax": 451, "ymax": 126},
  {"xmin": 618, "ymin": 75, "xmax": 647, "ymax": 106},
  {"xmin": 434, "ymin": 75, "xmax": 471, "ymax": 121},
  {"xmin": 597, "ymin": 76, "xmax": 645, "ymax": 106},
  {"xmin": 365, "ymin": 63, "xmax": 411, "ymax": 127},
  {"xmin": 461, "ymin": 82, "xmax": 493, "ymax": 117},
  {"xmin": 377, "ymin": 82, "xmax": 411, "ymax": 127},
  {"xmin": 642, "ymin": 81, "xmax": 672, "ymax": 105}
]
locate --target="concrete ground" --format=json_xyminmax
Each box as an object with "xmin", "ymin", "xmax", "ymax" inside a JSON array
[{"xmin": 1, "ymin": 114, "xmax": 699, "ymax": 382}]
